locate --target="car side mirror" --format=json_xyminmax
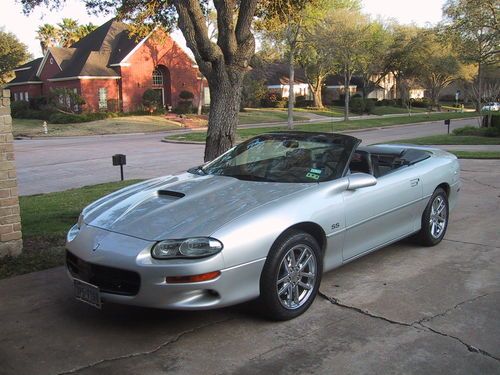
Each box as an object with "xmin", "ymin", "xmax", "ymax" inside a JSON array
[{"xmin": 347, "ymin": 173, "xmax": 377, "ymax": 190}]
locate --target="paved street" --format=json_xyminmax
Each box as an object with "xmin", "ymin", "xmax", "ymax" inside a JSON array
[
  {"xmin": 14, "ymin": 117, "xmax": 480, "ymax": 195},
  {"xmin": 0, "ymin": 158, "xmax": 498, "ymax": 374}
]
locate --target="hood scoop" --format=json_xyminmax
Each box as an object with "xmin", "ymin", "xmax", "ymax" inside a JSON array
[{"xmin": 157, "ymin": 190, "xmax": 185, "ymax": 198}]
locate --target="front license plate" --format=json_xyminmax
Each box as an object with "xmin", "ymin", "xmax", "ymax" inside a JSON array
[{"xmin": 74, "ymin": 279, "xmax": 101, "ymax": 309}]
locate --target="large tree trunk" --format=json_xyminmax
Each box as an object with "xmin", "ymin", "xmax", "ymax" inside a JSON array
[
  {"xmin": 312, "ymin": 88, "xmax": 323, "ymax": 108},
  {"xmin": 287, "ymin": 49, "xmax": 295, "ymax": 130},
  {"xmin": 204, "ymin": 69, "xmax": 243, "ymax": 162}
]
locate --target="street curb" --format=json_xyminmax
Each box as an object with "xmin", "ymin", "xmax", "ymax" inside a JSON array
[{"xmin": 162, "ymin": 116, "xmax": 481, "ymax": 145}]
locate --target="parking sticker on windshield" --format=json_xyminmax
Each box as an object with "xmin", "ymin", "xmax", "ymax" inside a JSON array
[
  {"xmin": 310, "ymin": 168, "xmax": 322, "ymax": 174},
  {"xmin": 306, "ymin": 172, "xmax": 320, "ymax": 180}
]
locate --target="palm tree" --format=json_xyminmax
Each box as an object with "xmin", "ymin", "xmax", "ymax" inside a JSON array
[
  {"xmin": 58, "ymin": 18, "xmax": 79, "ymax": 47},
  {"xmin": 36, "ymin": 24, "xmax": 59, "ymax": 54},
  {"xmin": 75, "ymin": 23, "xmax": 97, "ymax": 41}
]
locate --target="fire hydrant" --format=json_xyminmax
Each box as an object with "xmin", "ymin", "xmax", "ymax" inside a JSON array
[{"xmin": 43, "ymin": 121, "xmax": 48, "ymax": 134}]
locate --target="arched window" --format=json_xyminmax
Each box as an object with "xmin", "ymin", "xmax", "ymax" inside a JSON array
[{"xmin": 152, "ymin": 68, "xmax": 163, "ymax": 85}]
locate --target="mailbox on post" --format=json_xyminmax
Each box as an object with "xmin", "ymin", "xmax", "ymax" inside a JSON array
[
  {"xmin": 112, "ymin": 154, "xmax": 127, "ymax": 181},
  {"xmin": 444, "ymin": 119, "xmax": 451, "ymax": 134}
]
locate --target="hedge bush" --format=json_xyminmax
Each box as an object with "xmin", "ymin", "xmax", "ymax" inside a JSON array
[
  {"xmin": 350, "ymin": 97, "xmax": 364, "ymax": 114},
  {"xmin": 179, "ymin": 90, "xmax": 194, "ymax": 100},
  {"xmin": 261, "ymin": 92, "xmax": 287, "ymax": 108},
  {"xmin": 453, "ymin": 126, "xmax": 500, "ymax": 137},
  {"xmin": 48, "ymin": 112, "xmax": 118, "ymax": 124}
]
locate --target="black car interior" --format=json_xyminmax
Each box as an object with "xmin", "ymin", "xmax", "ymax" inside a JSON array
[{"xmin": 349, "ymin": 146, "xmax": 431, "ymax": 178}]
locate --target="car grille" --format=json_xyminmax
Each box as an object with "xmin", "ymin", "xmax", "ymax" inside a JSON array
[{"xmin": 66, "ymin": 251, "xmax": 141, "ymax": 296}]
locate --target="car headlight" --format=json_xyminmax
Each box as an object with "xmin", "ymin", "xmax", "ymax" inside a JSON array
[
  {"xmin": 67, "ymin": 213, "xmax": 84, "ymax": 242},
  {"xmin": 77, "ymin": 213, "xmax": 84, "ymax": 229},
  {"xmin": 67, "ymin": 224, "xmax": 79, "ymax": 242},
  {"xmin": 151, "ymin": 238, "xmax": 223, "ymax": 259}
]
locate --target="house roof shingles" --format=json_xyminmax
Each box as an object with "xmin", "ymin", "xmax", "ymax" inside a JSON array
[
  {"xmin": 8, "ymin": 18, "xmax": 140, "ymax": 85},
  {"xmin": 8, "ymin": 58, "xmax": 43, "ymax": 84}
]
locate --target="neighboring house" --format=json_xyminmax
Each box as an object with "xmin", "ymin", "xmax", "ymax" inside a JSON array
[
  {"xmin": 323, "ymin": 75, "xmax": 361, "ymax": 102},
  {"xmin": 260, "ymin": 64, "xmax": 313, "ymax": 100},
  {"xmin": 7, "ymin": 19, "xmax": 202, "ymax": 112}
]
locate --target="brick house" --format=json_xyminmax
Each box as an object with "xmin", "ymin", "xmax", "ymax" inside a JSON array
[{"xmin": 7, "ymin": 19, "xmax": 202, "ymax": 112}]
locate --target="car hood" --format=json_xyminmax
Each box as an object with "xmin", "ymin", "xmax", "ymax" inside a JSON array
[{"xmin": 83, "ymin": 173, "xmax": 312, "ymax": 241}]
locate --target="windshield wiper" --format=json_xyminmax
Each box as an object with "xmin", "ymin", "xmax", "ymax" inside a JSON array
[
  {"xmin": 225, "ymin": 174, "xmax": 276, "ymax": 182},
  {"xmin": 187, "ymin": 165, "xmax": 206, "ymax": 175}
]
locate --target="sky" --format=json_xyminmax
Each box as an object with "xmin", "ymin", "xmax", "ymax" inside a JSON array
[{"xmin": 0, "ymin": 0, "xmax": 446, "ymax": 59}]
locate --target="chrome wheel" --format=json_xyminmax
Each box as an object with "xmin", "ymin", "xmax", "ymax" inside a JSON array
[
  {"xmin": 429, "ymin": 195, "xmax": 447, "ymax": 239},
  {"xmin": 276, "ymin": 244, "xmax": 317, "ymax": 310}
]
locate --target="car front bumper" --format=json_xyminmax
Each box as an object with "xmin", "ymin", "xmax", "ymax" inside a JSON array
[{"xmin": 66, "ymin": 224, "xmax": 265, "ymax": 310}]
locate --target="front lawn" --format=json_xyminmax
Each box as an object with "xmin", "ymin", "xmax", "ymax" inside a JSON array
[
  {"xmin": 13, "ymin": 116, "xmax": 183, "ymax": 137},
  {"xmin": 369, "ymin": 106, "xmax": 427, "ymax": 115},
  {"xmin": 451, "ymin": 151, "xmax": 500, "ymax": 159},
  {"xmin": 389, "ymin": 134, "xmax": 500, "ymax": 145},
  {"xmin": 165, "ymin": 112, "xmax": 479, "ymax": 143},
  {"xmin": 238, "ymin": 109, "xmax": 308, "ymax": 124},
  {"xmin": 0, "ymin": 180, "xmax": 141, "ymax": 279}
]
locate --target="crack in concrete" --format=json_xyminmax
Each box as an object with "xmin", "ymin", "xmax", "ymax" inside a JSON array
[
  {"xmin": 461, "ymin": 176, "xmax": 500, "ymax": 190},
  {"xmin": 417, "ymin": 322, "xmax": 500, "ymax": 362},
  {"xmin": 318, "ymin": 291, "xmax": 417, "ymax": 328},
  {"xmin": 443, "ymin": 238, "xmax": 500, "ymax": 249},
  {"xmin": 415, "ymin": 293, "xmax": 493, "ymax": 325},
  {"xmin": 318, "ymin": 291, "xmax": 500, "ymax": 363},
  {"xmin": 56, "ymin": 318, "xmax": 232, "ymax": 375}
]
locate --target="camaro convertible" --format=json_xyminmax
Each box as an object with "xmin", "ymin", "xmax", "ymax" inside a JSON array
[{"xmin": 66, "ymin": 132, "xmax": 460, "ymax": 320}]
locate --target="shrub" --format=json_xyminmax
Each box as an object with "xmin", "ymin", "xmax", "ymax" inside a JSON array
[
  {"xmin": 142, "ymin": 89, "xmax": 162, "ymax": 113},
  {"xmin": 365, "ymin": 99, "xmax": 376, "ymax": 113},
  {"xmin": 48, "ymin": 88, "xmax": 85, "ymax": 114},
  {"xmin": 10, "ymin": 101, "xmax": 30, "ymax": 117},
  {"xmin": 241, "ymin": 78, "xmax": 268, "ymax": 108},
  {"xmin": 295, "ymin": 96, "xmax": 314, "ymax": 108},
  {"xmin": 174, "ymin": 101, "xmax": 193, "ymax": 114},
  {"xmin": 260, "ymin": 92, "xmax": 286, "ymax": 108},
  {"xmin": 29, "ymin": 96, "xmax": 48, "ymax": 110},
  {"xmin": 48, "ymin": 111, "xmax": 118, "ymax": 124},
  {"xmin": 350, "ymin": 97, "xmax": 364, "ymax": 114},
  {"xmin": 481, "ymin": 113, "xmax": 500, "ymax": 129},
  {"xmin": 410, "ymin": 98, "xmax": 431, "ymax": 108},
  {"xmin": 179, "ymin": 90, "xmax": 194, "ymax": 100},
  {"xmin": 379, "ymin": 99, "xmax": 396, "ymax": 106},
  {"xmin": 453, "ymin": 126, "xmax": 500, "ymax": 137}
]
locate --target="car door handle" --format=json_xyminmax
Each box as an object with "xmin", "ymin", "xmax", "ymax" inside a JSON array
[{"xmin": 410, "ymin": 178, "xmax": 420, "ymax": 187}]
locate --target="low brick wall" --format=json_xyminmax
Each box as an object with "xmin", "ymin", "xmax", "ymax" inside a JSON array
[{"xmin": 0, "ymin": 89, "xmax": 22, "ymax": 257}]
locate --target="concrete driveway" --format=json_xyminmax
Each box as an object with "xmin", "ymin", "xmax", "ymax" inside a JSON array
[
  {"xmin": 14, "ymin": 117, "xmax": 479, "ymax": 195},
  {"xmin": 0, "ymin": 159, "xmax": 498, "ymax": 375}
]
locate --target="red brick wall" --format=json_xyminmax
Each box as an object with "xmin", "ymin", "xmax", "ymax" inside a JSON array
[
  {"xmin": 39, "ymin": 53, "xmax": 62, "ymax": 83},
  {"xmin": 120, "ymin": 31, "xmax": 201, "ymax": 112},
  {"xmin": 9, "ymin": 84, "xmax": 42, "ymax": 101},
  {"xmin": 80, "ymin": 79, "xmax": 120, "ymax": 112}
]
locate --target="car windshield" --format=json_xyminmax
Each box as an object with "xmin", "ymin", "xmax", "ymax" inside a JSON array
[{"xmin": 194, "ymin": 132, "xmax": 360, "ymax": 183}]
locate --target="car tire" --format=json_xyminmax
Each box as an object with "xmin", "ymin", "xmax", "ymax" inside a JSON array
[
  {"xmin": 415, "ymin": 188, "xmax": 449, "ymax": 246},
  {"xmin": 259, "ymin": 230, "xmax": 323, "ymax": 321}
]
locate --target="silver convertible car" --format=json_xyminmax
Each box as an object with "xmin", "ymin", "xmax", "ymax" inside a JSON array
[{"xmin": 66, "ymin": 132, "xmax": 460, "ymax": 320}]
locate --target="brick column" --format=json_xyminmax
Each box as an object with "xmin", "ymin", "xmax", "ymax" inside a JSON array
[{"xmin": 0, "ymin": 89, "xmax": 22, "ymax": 257}]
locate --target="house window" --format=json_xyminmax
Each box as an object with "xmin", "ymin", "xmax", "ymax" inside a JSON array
[
  {"xmin": 152, "ymin": 68, "xmax": 163, "ymax": 85},
  {"xmin": 14, "ymin": 93, "xmax": 18, "ymax": 101},
  {"xmin": 19, "ymin": 92, "xmax": 24, "ymax": 101},
  {"xmin": 25, "ymin": 92, "xmax": 29, "ymax": 101},
  {"xmin": 98, "ymin": 88, "xmax": 108, "ymax": 110}
]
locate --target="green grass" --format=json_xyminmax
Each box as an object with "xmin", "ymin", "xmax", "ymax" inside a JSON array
[
  {"xmin": 13, "ymin": 116, "xmax": 183, "ymax": 137},
  {"xmin": 238, "ymin": 109, "xmax": 308, "ymax": 124},
  {"xmin": 0, "ymin": 180, "xmax": 141, "ymax": 279},
  {"xmin": 450, "ymin": 151, "xmax": 500, "ymax": 159},
  {"xmin": 369, "ymin": 106, "xmax": 427, "ymax": 115},
  {"xmin": 389, "ymin": 134, "xmax": 500, "ymax": 145},
  {"xmin": 165, "ymin": 112, "xmax": 479, "ymax": 143}
]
